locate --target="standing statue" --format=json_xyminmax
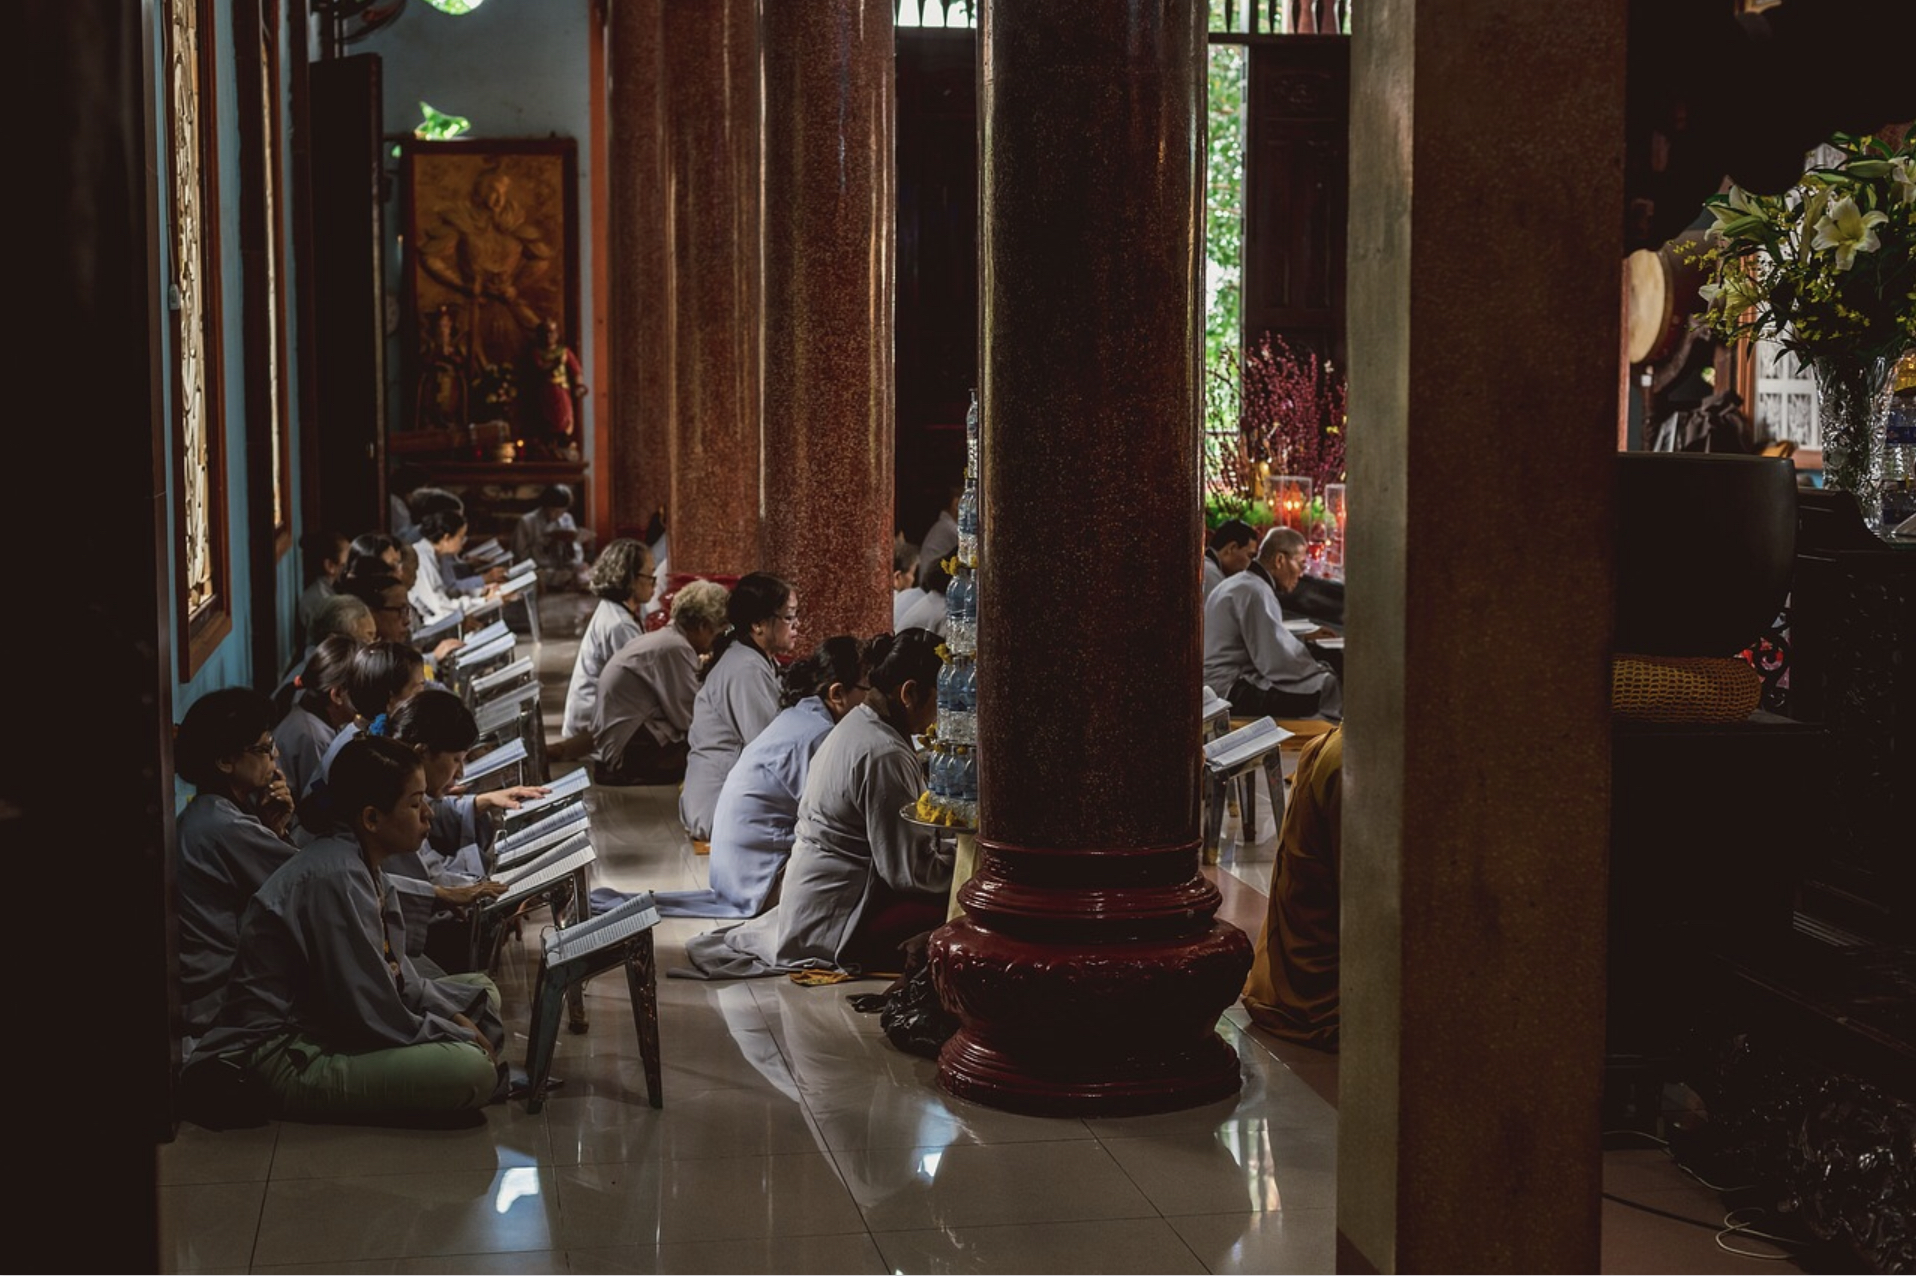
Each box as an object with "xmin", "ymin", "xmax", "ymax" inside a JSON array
[
  {"xmin": 524, "ymin": 317, "xmax": 586, "ymax": 460},
  {"xmin": 414, "ymin": 305, "xmax": 469, "ymax": 436},
  {"xmin": 416, "ymin": 165, "xmax": 555, "ymax": 371}
]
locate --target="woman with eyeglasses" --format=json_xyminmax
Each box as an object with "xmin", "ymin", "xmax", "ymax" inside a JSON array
[
  {"xmin": 175, "ymin": 687, "xmax": 298, "ymax": 1036},
  {"xmin": 679, "ymin": 572, "xmax": 800, "ymax": 842},
  {"xmin": 187, "ymin": 736, "xmax": 507, "ymax": 1122},
  {"xmin": 640, "ymin": 636, "xmax": 872, "ymax": 920},
  {"xmin": 682, "ymin": 628, "xmax": 952, "ymax": 978}
]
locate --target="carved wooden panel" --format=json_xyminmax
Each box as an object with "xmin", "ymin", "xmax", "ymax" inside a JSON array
[
  {"xmin": 1242, "ymin": 37, "xmax": 1349, "ymax": 367},
  {"xmin": 165, "ymin": 0, "xmax": 232, "ymax": 675}
]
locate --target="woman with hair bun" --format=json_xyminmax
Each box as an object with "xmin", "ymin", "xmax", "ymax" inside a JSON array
[
  {"xmin": 681, "ymin": 628, "xmax": 951, "ymax": 978},
  {"xmin": 271, "ymin": 634, "xmax": 359, "ymax": 804},
  {"xmin": 647, "ymin": 636, "xmax": 872, "ymax": 920},
  {"xmin": 679, "ymin": 572, "xmax": 799, "ymax": 840}
]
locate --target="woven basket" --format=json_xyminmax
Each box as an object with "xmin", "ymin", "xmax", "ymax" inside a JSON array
[{"xmin": 1611, "ymin": 654, "xmax": 1762, "ymax": 723}]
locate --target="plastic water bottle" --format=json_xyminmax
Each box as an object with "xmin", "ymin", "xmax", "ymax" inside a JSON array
[
  {"xmin": 961, "ymin": 660, "xmax": 978, "ymax": 745},
  {"xmin": 928, "ymin": 744, "xmax": 952, "ymax": 818},
  {"xmin": 963, "ymin": 563, "xmax": 979, "ymax": 639},
  {"xmin": 957, "ymin": 487, "xmax": 979, "ymax": 566},
  {"xmin": 937, "ymin": 660, "xmax": 957, "ymax": 741},
  {"xmin": 947, "ymin": 571, "xmax": 973, "ymax": 654},
  {"xmin": 956, "ymin": 746, "xmax": 978, "ymax": 826},
  {"xmin": 965, "ymin": 389, "xmax": 980, "ymax": 480}
]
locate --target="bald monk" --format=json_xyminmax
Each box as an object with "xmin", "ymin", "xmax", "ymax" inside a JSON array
[{"xmin": 1242, "ymin": 725, "xmax": 1343, "ymax": 1049}]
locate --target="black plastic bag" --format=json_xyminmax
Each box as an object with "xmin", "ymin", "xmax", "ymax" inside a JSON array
[{"xmin": 848, "ymin": 936, "xmax": 958, "ymax": 1060}]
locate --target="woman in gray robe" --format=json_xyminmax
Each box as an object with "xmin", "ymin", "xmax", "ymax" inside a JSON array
[
  {"xmin": 188, "ymin": 737, "xmax": 507, "ymax": 1121},
  {"xmin": 272, "ymin": 635, "xmax": 358, "ymax": 803},
  {"xmin": 594, "ymin": 580, "xmax": 730, "ymax": 785},
  {"xmin": 680, "ymin": 572, "xmax": 798, "ymax": 840},
  {"xmin": 175, "ymin": 688, "xmax": 298, "ymax": 1036},
  {"xmin": 681, "ymin": 629, "xmax": 951, "ymax": 978},
  {"xmin": 561, "ymin": 538, "xmax": 655, "ymax": 742},
  {"xmin": 649, "ymin": 636, "xmax": 871, "ymax": 919}
]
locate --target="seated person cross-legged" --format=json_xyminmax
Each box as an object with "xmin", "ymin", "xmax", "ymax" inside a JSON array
[
  {"xmin": 679, "ymin": 628, "xmax": 953, "ymax": 979},
  {"xmin": 377, "ymin": 690, "xmax": 548, "ymax": 975},
  {"xmin": 593, "ymin": 579, "xmax": 731, "ymax": 785},
  {"xmin": 647, "ymin": 636, "xmax": 873, "ymax": 919},
  {"xmin": 175, "ymin": 688, "xmax": 299, "ymax": 1038},
  {"xmin": 559, "ymin": 537, "xmax": 656, "ymax": 753},
  {"xmin": 1242, "ymin": 724, "xmax": 1344, "ymax": 1049},
  {"xmin": 680, "ymin": 572, "xmax": 800, "ymax": 842},
  {"xmin": 1203, "ymin": 525, "xmax": 1342, "ymax": 720},
  {"xmin": 185, "ymin": 736, "xmax": 508, "ymax": 1123}
]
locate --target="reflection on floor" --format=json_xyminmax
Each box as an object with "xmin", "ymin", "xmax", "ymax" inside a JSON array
[{"xmin": 159, "ymin": 595, "xmax": 1798, "ymax": 1273}]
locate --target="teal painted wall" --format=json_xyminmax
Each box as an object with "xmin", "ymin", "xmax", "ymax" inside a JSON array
[{"xmin": 158, "ymin": 1, "xmax": 310, "ymax": 801}]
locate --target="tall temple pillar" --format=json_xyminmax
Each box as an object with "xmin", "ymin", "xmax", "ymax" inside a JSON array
[
  {"xmin": 1336, "ymin": 0, "xmax": 1623, "ymax": 1269},
  {"xmin": 607, "ymin": 0, "xmax": 671, "ymax": 537},
  {"xmin": 760, "ymin": 0, "xmax": 896, "ymax": 641},
  {"xmin": 660, "ymin": 0, "xmax": 760, "ymax": 577},
  {"xmin": 928, "ymin": 0, "xmax": 1252, "ymax": 1116}
]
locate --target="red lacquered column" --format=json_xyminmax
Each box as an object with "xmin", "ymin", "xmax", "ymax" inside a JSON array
[
  {"xmin": 607, "ymin": 0, "xmax": 670, "ymax": 536},
  {"xmin": 928, "ymin": 0, "xmax": 1253, "ymax": 1117},
  {"xmin": 760, "ymin": 0, "xmax": 897, "ymax": 642},
  {"xmin": 661, "ymin": 0, "xmax": 760, "ymax": 576}
]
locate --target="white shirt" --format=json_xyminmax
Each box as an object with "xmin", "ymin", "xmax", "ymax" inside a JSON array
[
  {"xmin": 892, "ymin": 587, "xmax": 927, "ymax": 629},
  {"xmin": 918, "ymin": 510, "xmax": 959, "ymax": 586},
  {"xmin": 563, "ymin": 598, "xmax": 642, "ymax": 739},
  {"xmin": 898, "ymin": 588, "xmax": 949, "ymax": 637}
]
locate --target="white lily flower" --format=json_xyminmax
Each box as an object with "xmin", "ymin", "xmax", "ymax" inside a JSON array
[
  {"xmin": 1892, "ymin": 157, "xmax": 1916, "ymax": 207},
  {"xmin": 1811, "ymin": 195, "xmax": 1890, "ymax": 272},
  {"xmin": 1709, "ymin": 185, "xmax": 1761, "ymax": 236}
]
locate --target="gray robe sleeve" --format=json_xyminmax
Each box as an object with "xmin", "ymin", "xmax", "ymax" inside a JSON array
[
  {"xmin": 862, "ymin": 745, "xmax": 950, "ymax": 895},
  {"xmin": 299, "ymin": 869, "xmax": 478, "ymax": 1051}
]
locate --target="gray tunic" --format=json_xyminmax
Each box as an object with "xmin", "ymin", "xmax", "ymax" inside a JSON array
[
  {"xmin": 176, "ymin": 794, "xmax": 298, "ymax": 1033},
  {"xmin": 296, "ymin": 578, "xmax": 336, "ymax": 639},
  {"xmin": 594, "ymin": 626, "xmax": 701, "ymax": 763},
  {"xmin": 563, "ymin": 598, "xmax": 641, "ymax": 739},
  {"xmin": 1202, "ymin": 569, "xmax": 1336, "ymax": 709},
  {"xmin": 679, "ymin": 642, "xmax": 782, "ymax": 841},
  {"xmin": 189, "ymin": 836, "xmax": 501, "ymax": 1065},
  {"xmin": 272, "ymin": 704, "xmax": 338, "ymax": 807},
  {"xmin": 918, "ymin": 510, "xmax": 959, "ymax": 587},
  {"xmin": 680, "ymin": 704, "xmax": 950, "ymax": 978}
]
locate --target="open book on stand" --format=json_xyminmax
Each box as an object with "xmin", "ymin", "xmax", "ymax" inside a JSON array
[{"xmin": 545, "ymin": 890, "xmax": 661, "ymax": 966}]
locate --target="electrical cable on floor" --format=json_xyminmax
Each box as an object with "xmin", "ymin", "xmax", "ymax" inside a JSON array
[{"xmin": 1601, "ymin": 1191, "xmax": 1722, "ymax": 1232}]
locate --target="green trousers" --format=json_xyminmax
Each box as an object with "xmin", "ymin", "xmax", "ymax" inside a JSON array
[{"xmin": 248, "ymin": 974, "xmax": 504, "ymax": 1120}]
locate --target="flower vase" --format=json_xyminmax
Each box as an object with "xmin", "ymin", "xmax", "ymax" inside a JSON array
[{"xmin": 1812, "ymin": 356, "xmax": 1890, "ymax": 522}]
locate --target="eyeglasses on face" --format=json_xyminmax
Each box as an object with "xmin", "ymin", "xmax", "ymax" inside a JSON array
[{"xmin": 241, "ymin": 740, "xmax": 278, "ymax": 757}]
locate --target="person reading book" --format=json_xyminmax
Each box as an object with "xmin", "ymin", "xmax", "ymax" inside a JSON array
[
  {"xmin": 175, "ymin": 688, "xmax": 298, "ymax": 1036},
  {"xmin": 186, "ymin": 735, "xmax": 508, "ymax": 1122}
]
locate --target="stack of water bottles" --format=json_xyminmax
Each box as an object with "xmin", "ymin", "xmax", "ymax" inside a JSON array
[{"xmin": 923, "ymin": 390, "xmax": 983, "ymax": 828}]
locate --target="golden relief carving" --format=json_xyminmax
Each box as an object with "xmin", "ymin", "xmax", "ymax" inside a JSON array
[{"xmin": 168, "ymin": 0, "xmax": 214, "ymax": 617}]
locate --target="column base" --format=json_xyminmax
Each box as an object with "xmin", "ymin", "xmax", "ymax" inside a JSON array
[{"xmin": 929, "ymin": 916, "xmax": 1254, "ymax": 1117}]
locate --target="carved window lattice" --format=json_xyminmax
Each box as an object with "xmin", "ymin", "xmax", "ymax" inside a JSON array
[
  {"xmin": 1753, "ymin": 335, "xmax": 1821, "ymax": 452},
  {"xmin": 262, "ymin": 22, "xmax": 285, "ymax": 533},
  {"xmin": 166, "ymin": 0, "xmax": 229, "ymax": 671}
]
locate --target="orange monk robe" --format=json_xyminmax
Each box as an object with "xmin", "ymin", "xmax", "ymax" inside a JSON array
[{"xmin": 1242, "ymin": 725, "xmax": 1343, "ymax": 1049}]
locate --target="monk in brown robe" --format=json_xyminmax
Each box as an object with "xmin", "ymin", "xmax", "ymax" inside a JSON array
[{"xmin": 1242, "ymin": 725, "xmax": 1343, "ymax": 1049}]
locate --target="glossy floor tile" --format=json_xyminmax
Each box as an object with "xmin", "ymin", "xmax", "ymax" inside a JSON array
[
  {"xmin": 150, "ymin": 593, "xmax": 1777, "ymax": 1274},
  {"xmin": 873, "ymin": 1217, "xmax": 1210, "ymax": 1275}
]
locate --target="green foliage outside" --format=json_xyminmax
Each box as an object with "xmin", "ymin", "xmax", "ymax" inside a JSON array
[{"xmin": 1203, "ymin": 40, "xmax": 1247, "ymax": 486}]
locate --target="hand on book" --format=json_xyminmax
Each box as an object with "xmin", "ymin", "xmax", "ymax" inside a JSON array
[
  {"xmin": 432, "ymin": 637, "xmax": 465, "ymax": 661},
  {"xmin": 483, "ymin": 565, "xmax": 510, "ymax": 586},
  {"xmin": 437, "ymin": 879, "xmax": 508, "ymax": 909},
  {"xmin": 478, "ymin": 784, "xmax": 551, "ymax": 814}
]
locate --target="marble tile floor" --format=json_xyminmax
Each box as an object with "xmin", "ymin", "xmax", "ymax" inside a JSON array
[{"xmin": 158, "ymin": 593, "xmax": 1800, "ymax": 1273}]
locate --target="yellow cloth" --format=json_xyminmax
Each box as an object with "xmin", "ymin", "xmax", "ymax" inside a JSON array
[{"xmin": 1242, "ymin": 726, "xmax": 1343, "ymax": 1049}]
